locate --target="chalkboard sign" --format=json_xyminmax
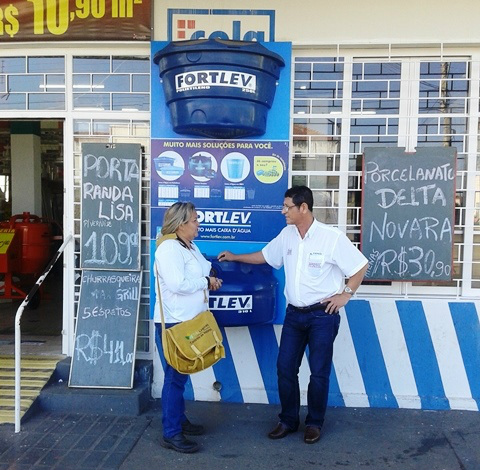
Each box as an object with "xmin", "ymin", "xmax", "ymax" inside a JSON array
[
  {"xmin": 69, "ymin": 270, "xmax": 142, "ymax": 388},
  {"xmin": 362, "ymin": 147, "xmax": 456, "ymax": 281},
  {"xmin": 81, "ymin": 143, "xmax": 141, "ymax": 270}
]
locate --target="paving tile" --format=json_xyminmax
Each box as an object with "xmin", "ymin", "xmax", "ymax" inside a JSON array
[
  {"xmin": 37, "ymin": 448, "xmax": 66, "ymax": 467},
  {"xmin": 0, "ymin": 447, "xmax": 23, "ymax": 462},
  {"xmin": 15, "ymin": 447, "xmax": 46, "ymax": 465},
  {"xmin": 34, "ymin": 432, "xmax": 63, "ymax": 449},
  {"xmin": 52, "ymin": 433, "xmax": 81, "ymax": 450},
  {"xmin": 85, "ymin": 420, "xmax": 114, "ymax": 435},
  {"xmin": 94, "ymin": 435, "xmax": 122, "ymax": 452},
  {"xmin": 58, "ymin": 449, "xmax": 87, "ymax": 467},
  {"xmin": 114, "ymin": 436, "xmax": 139, "ymax": 451},
  {"xmin": 7, "ymin": 464, "xmax": 42, "ymax": 470},
  {"xmin": 0, "ymin": 411, "xmax": 151, "ymax": 470},
  {"xmin": 73, "ymin": 434, "xmax": 99, "ymax": 451},
  {"xmin": 80, "ymin": 450, "xmax": 108, "ymax": 467},
  {"xmin": 100, "ymin": 452, "xmax": 127, "ymax": 469}
]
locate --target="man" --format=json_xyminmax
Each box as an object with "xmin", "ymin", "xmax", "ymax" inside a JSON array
[{"xmin": 218, "ymin": 185, "xmax": 368, "ymax": 444}]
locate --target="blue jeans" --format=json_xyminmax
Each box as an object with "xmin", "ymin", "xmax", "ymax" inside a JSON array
[
  {"xmin": 277, "ymin": 305, "xmax": 340, "ymax": 430},
  {"xmin": 155, "ymin": 323, "xmax": 189, "ymax": 438}
]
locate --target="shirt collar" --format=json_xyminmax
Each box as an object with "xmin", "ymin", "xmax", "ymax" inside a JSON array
[{"xmin": 295, "ymin": 218, "xmax": 318, "ymax": 240}]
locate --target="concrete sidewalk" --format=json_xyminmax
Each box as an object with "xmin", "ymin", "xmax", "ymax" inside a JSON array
[{"xmin": 1, "ymin": 401, "xmax": 479, "ymax": 470}]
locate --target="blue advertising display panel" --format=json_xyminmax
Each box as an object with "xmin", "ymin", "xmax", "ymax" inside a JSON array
[
  {"xmin": 150, "ymin": 40, "xmax": 291, "ymax": 325},
  {"xmin": 150, "ymin": 138, "xmax": 288, "ymax": 241}
]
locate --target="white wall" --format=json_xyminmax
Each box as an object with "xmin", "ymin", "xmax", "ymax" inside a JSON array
[{"xmin": 153, "ymin": 0, "xmax": 480, "ymax": 46}]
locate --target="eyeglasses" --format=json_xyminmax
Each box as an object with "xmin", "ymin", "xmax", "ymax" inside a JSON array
[{"xmin": 282, "ymin": 204, "xmax": 298, "ymax": 212}]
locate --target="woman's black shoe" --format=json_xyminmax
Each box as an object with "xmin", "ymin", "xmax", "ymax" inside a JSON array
[{"xmin": 161, "ymin": 433, "xmax": 199, "ymax": 453}]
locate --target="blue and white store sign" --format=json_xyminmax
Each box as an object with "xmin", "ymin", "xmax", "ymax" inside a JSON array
[{"xmin": 167, "ymin": 9, "xmax": 276, "ymax": 41}]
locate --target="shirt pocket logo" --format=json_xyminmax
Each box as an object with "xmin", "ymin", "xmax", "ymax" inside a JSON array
[{"xmin": 308, "ymin": 252, "xmax": 325, "ymax": 276}]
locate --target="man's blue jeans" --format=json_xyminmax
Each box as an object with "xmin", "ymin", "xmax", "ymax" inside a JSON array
[
  {"xmin": 277, "ymin": 305, "xmax": 340, "ymax": 430},
  {"xmin": 155, "ymin": 324, "xmax": 188, "ymax": 438}
]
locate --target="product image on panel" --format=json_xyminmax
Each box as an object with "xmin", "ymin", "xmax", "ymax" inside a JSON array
[{"xmin": 153, "ymin": 38, "xmax": 285, "ymax": 139}]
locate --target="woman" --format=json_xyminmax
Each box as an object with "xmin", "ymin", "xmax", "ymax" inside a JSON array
[{"xmin": 154, "ymin": 202, "xmax": 222, "ymax": 454}]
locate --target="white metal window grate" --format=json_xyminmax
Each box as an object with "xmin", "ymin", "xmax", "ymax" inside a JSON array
[
  {"xmin": 0, "ymin": 56, "xmax": 65, "ymax": 110},
  {"xmin": 292, "ymin": 55, "xmax": 476, "ymax": 297}
]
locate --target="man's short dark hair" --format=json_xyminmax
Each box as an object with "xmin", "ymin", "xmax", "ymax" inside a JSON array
[{"xmin": 285, "ymin": 185, "xmax": 313, "ymax": 211}]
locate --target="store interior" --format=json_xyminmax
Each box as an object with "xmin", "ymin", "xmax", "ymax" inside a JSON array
[{"xmin": 0, "ymin": 120, "xmax": 64, "ymax": 356}]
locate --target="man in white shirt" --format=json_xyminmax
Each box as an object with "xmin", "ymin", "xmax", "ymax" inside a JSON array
[{"xmin": 218, "ymin": 186, "xmax": 368, "ymax": 444}]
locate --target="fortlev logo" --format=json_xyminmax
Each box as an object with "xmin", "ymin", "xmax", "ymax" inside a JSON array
[
  {"xmin": 168, "ymin": 9, "xmax": 275, "ymax": 41},
  {"xmin": 175, "ymin": 70, "xmax": 257, "ymax": 93}
]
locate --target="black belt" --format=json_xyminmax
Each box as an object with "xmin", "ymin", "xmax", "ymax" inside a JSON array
[{"xmin": 288, "ymin": 302, "xmax": 326, "ymax": 313}]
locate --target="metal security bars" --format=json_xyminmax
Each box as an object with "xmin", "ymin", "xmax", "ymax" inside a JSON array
[{"xmin": 292, "ymin": 53, "xmax": 476, "ymax": 297}]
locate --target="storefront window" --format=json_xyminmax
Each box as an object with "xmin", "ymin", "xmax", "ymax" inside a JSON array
[
  {"xmin": 352, "ymin": 62, "xmax": 401, "ymax": 114},
  {"xmin": 73, "ymin": 55, "xmax": 149, "ymax": 111},
  {"xmin": 28, "ymin": 93, "xmax": 64, "ymax": 110},
  {"xmin": 0, "ymin": 57, "xmax": 25, "ymax": 73},
  {"xmin": 73, "ymin": 56, "xmax": 110, "ymax": 73},
  {"xmin": 292, "ymin": 55, "xmax": 474, "ymax": 295},
  {"xmin": 28, "ymin": 56, "xmax": 65, "ymax": 73},
  {"xmin": 0, "ymin": 56, "xmax": 65, "ymax": 110},
  {"xmin": 0, "ymin": 94, "xmax": 25, "ymax": 109}
]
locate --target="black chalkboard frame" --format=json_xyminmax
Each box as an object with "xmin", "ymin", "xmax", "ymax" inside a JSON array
[
  {"xmin": 80, "ymin": 142, "xmax": 142, "ymax": 271},
  {"xmin": 68, "ymin": 270, "xmax": 143, "ymax": 389},
  {"xmin": 361, "ymin": 147, "xmax": 456, "ymax": 282}
]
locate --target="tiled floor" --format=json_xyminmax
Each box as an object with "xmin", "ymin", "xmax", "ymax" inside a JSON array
[
  {"xmin": 0, "ymin": 271, "xmax": 63, "ymax": 357},
  {"xmin": 0, "ymin": 413, "xmax": 151, "ymax": 470}
]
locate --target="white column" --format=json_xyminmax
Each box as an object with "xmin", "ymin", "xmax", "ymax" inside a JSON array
[{"xmin": 10, "ymin": 127, "xmax": 42, "ymax": 216}]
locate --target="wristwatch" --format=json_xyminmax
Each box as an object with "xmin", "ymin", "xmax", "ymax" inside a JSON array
[{"xmin": 343, "ymin": 286, "xmax": 355, "ymax": 295}]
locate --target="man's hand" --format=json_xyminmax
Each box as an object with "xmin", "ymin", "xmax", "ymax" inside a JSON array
[
  {"xmin": 322, "ymin": 292, "xmax": 351, "ymax": 314},
  {"xmin": 217, "ymin": 251, "xmax": 235, "ymax": 262}
]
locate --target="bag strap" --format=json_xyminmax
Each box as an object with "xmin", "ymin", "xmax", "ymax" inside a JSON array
[
  {"xmin": 154, "ymin": 263, "xmax": 168, "ymax": 346},
  {"xmin": 156, "ymin": 232, "xmax": 178, "ymax": 248},
  {"xmin": 155, "ymin": 234, "xmax": 178, "ymax": 352}
]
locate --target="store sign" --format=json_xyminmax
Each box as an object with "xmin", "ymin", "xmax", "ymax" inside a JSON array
[
  {"xmin": 361, "ymin": 147, "xmax": 456, "ymax": 281},
  {"xmin": 168, "ymin": 9, "xmax": 275, "ymax": 41},
  {"xmin": 0, "ymin": 0, "xmax": 151, "ymax": 42}
]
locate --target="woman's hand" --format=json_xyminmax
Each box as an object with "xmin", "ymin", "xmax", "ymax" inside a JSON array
[{"xmin": 208, "ymin": 276, "xmax": 223, "ymax": 291}]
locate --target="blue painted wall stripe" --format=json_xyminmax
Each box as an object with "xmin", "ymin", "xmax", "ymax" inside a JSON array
[
  {"xmin": 396, "ymin": 301, "xmax": 449, "ymax": 410},
  {"xmin": 248, "ymin": 325, "xmax": 280, "ymax": 404},
  {"xmin": 345, "ymin": 301, "xmax": 398, "ymax": 408},
  {"xmin": 213, "ymin": 326, "xmax": 244, "ymax": 403},
  {"xmin": 449, "ymin": 302, "xmax": 480, "ymax": 408}
]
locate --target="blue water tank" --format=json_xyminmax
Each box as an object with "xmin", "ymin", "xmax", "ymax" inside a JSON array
[
  {"xmin": 153, "ymin": 39, "xmax": 285, "ymax": 139},
  {"xmin": 207, "ymin": 257, "xmax": 277, "ymax": 326}
]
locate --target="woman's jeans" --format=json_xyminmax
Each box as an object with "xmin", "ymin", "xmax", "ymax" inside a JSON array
[
  {"xmin": 155, "ymin": 323, "xmax": 188, "ymax": 438},
  {"xmin": 277, "ymin": 304, "xmax": 340, "ymax": 430}
]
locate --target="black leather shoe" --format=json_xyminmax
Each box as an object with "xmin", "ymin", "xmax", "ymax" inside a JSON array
[
  {"xmin": 182, "ymin": 419, "xmax": 205, "ymax": 436},
  {"xmin": 162, "ymin": 433, "xmax": 199, "ymax": 453},
  {"xmin": 268, "ymin": 422, "xmax": 295, "ymax": 439},
  {"xmin": 304, "ymin": 425, "xmax": 321, "ymax": 444}
]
